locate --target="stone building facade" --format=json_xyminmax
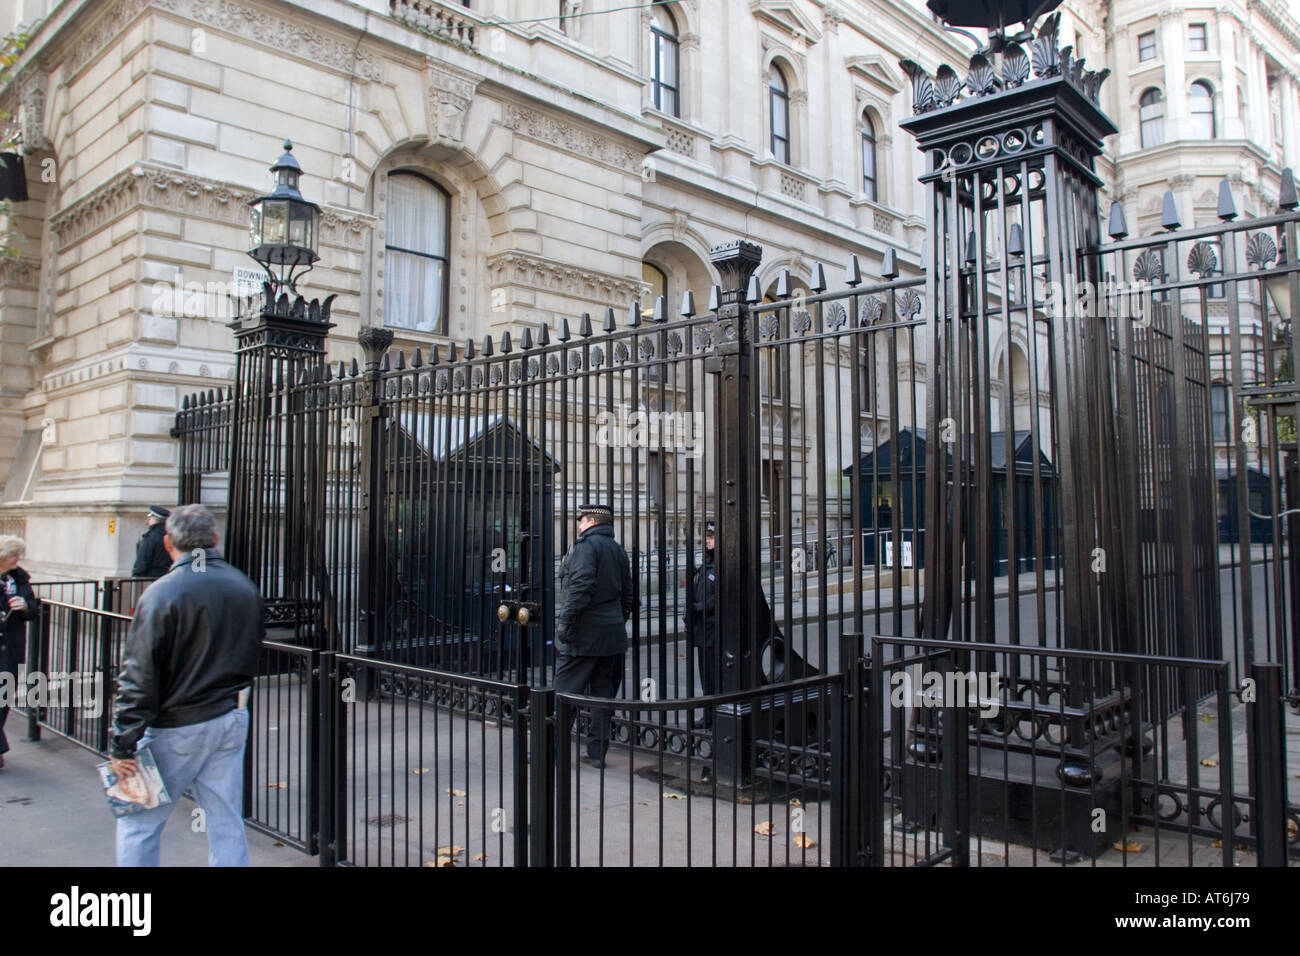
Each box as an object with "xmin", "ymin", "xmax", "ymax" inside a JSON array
[{"xmin": 1, "ymin": 0, "xmax": 1299, "ymax": 579}]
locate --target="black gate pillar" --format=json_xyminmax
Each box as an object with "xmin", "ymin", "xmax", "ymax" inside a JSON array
[
  {"xmin": 898, "ymin": 13, "xmax": 1136, "ymax": 857},
  {"xmin": 356, "ymin": 326, "xmax": 394, "ymax": 662},
  {"xmin": 225, "ymin": 287, "xmax": 335, "ymax": 638},
  {"xmin": 707, "ymin": 239, "xmax": 762, "ymax": 787}
]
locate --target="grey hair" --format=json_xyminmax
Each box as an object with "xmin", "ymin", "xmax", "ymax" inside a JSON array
[
  {"xmin": 165, "ymin": 504, "xmax": 218, "ymax": 551},
  {"xmin": 0, "ymin": 535, "xmax": 26, "ymax": 561}
]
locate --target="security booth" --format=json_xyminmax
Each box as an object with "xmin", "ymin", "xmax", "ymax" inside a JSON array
[
  {"xmin": 1215, "ymin": 465, "xmax": 1273, "ymax": 543},
  {"xmin": 387, "ymin": 412, "xmax": 558, "ymax": 675},
  {"xmin": 845, "ymin": 426, "xmax": 1057, "ymax": 576}
]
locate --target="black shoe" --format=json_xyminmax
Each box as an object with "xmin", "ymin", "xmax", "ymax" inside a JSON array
[{"xmin": 582, "ymin": 754, "xmax": 606, "ymax": 770}]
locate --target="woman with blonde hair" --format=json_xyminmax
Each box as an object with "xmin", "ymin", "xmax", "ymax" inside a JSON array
[{"xmin": 0, "ymin": 535, "xmax": 38, "ymax": 769}]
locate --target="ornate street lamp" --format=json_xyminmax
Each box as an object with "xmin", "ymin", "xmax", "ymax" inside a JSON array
[{"xmin": 247, "ymin": 140, "xmax": 319, "ymax": 293}]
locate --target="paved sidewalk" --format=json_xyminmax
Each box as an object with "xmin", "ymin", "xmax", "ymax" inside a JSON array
[{"xmin": 0, "ymin": 732, "xmax": 316, "ymax": 867}]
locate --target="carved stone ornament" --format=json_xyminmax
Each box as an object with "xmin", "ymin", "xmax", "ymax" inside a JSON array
[
  {"xmin": 486, "ymin": 250, "xmax": 648, "ymax": 304},
  {"xmin": 502, "ymin": 105, "xmax": 641, "ymax": 173},
  {"xmin": 426, "ymin": 59, "xmax": 481, "ymax": 147}
]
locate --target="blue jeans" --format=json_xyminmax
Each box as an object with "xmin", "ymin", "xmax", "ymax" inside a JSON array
[{"xmin": 116, "ymin": 707, "xmax": 250, "ymax": 867}]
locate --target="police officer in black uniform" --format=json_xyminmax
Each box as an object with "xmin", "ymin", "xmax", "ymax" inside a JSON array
[
  {"xmin": 553, "ymin": 503, "xmax": 634, "ymax": 768},
  {"xmin": 687, "ymin": 520, "xmax": 719, "ymax": 727},
  {"xmin": 132, "ymin": 505, "xmax": 173, "ymax": 578}
]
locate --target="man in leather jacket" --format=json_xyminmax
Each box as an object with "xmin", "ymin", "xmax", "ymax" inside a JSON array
[
  {"xmin": 553, "ymin": 503, "xmax": 634, "ymax": 767},
  {"xmin": 687, "ymin": 521, "xmax": 718, "ymax": 726},
  {"xmin": 109, "ymin": 504, "xmax": 264, "ymax": 866}
]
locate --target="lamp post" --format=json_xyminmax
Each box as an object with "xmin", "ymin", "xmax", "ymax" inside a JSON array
[
  {"xmin": 227, "ymin": 139, "xmax": 335, "ymax": 644},
  {"xmin": 246, "ymin": 140, "xmax": 320, "ymax": 294}
]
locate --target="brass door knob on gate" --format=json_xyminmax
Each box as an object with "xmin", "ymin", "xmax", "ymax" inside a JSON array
[
  {"xmin": 516, "ymin": 603, "xmax": 540, "ymax": 626},
  {"xmin": 497, "ymin": 601, "xmax": 519, "ymax": 623}
]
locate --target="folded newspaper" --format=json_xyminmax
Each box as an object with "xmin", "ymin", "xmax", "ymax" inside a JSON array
[{"xmin": 97, "ymin": 748, "xmax": 172, "ymax": 817}]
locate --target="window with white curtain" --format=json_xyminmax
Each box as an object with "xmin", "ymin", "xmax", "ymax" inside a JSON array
[
  {"xmin": 1139, "ymin": 88, "xmax": 1164, "ymax": 148},
  {"xmin": 861, "ymin": 112, "xmax": 878, "ymax": 201},
  {"xmin": 769, "ymin": 62, "xmax": 791, "ymax": 164},
  {"xmin": 1190, "ymin": 81, "xmax": 1216, "ymax": 139},
  {"xmin": 650, "ymin": 2, "xmax": 680, "ymax": 117},
  {"xmin": 384, "ymin": 172, "xmax": 450, "ymax": 334}
]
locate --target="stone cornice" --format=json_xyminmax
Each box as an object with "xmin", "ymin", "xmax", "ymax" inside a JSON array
[
  {"xmin": 61, "ymin": 0, "xmax": 384, "ymax": 83},
  {"xmin": 50, "ymin": 163, "xmax": 375, "ymax": 251},
  {"xmin": 0, "ymin": 258, "xmax": 41, "ymax": 291},
  {"xmin": 486, "ymin": 251, "xmax": 648, "ymax": 303},
  {"xmin": 502, "ymin": 104, "xmax": 641, "ymax": 173}
]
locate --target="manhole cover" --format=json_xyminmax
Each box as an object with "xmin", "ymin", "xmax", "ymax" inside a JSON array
[{"xmin": 366, "ymin": 813, "xmax": 409, "ymax": 828}]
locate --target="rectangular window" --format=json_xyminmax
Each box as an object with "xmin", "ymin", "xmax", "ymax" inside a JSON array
[
  {"xmin": 1189, "ymin": 23, "xmax": 1208, "ymax": 52},
  {"xmin": 1211, "ymin": 385, "xmax": 1230, "ymax": 442},
  {"xmin": 1138, "ymin": 31, "xmax": 1156, "ymax": 61}
]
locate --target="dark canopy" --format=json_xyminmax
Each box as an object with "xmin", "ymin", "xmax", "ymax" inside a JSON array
[{"xmin": 925, "ymin": 0, "xmax": 1062, "ymax": 29}]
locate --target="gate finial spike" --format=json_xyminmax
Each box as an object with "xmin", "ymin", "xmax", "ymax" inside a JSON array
[
  {"xmin": 1161, "ymin": 190, "xmax": 1181, "ymax": 231},
  {"xmin": 381, "ymin": 353, "xmax": 390, "ymax": 372},
  {"xmin": 845, "ymin": 254, "xmax": 862, "ymax": 287},
  {"xmin": 338, "ymin": 360, "xmax": 347, "ymax": 378},
  {"xmin": 1217, "ymin": 179, "xmax": 1238, "ymax": 221},
  {"xmin": 182, "ymin": 394, "xmax": 190, "ymax": 410},
  {"xmin": 881, "ymin": 248, "xmax": 899, "ymax": 278},
  {"xmin": 521, "ymin": 327, "xmax": 534, "ymax": 350},
  {"xmin": 627, "ymin": 301, "xmax": 641, "ymax": 328},
  {"xmin": 447, "ymin": 341, "xmax": 458, "ymax": 363},
  {"xmin": 1107, "ymin": 201, "xmax": 1128, "ymax": 240},
  {"xmin": 481, "ymin": 334, "xmax": 493, "ymax": 357},
  {"xmin": 396, "ymin": 350, "xmax": 407, "ymax": 370},
  {"xmin": 680, "ymin": 289, "xmax": 696, "ymax": 318},
  {"xmin": 653, "ymin": 296, "xmax": 667, "ymax": 322},
  {"xmin": 350, "ymin": 358, "xmax": 359, "ymax": 377},
  {"xmin": 538, "ymin": 323, "xmax": 551, "ymax": 346},
  {"xmin": 412, "ymin": 348, "xmax": 423, "ymax": 367},
  {"xmin": 430, "ymin": 345, "xmax": 441, "ymax": 365},
  {"xmin": 579, "ymin": 313, "xmax": 593, "ymax": 337},
  {"xmin": 464, "ymin": 337, "xmax": 475, "ymax": 359},
  {"xmin": 1007, "ymin": 223, "xmax": 1025, "ymax": 256},
  {"xmin": 745, "ymin": 275, "xmax": 761, "ymax": 303},
  {"xmin": 1280, "ymin": 168, "xmax": 1298, "ymax": 209},
  {"xmin": 500, "ymin": 331, "xmax": 512, "ymax": 354},
  {"xmin": 811, "ymin": 263, "xmax": 827, "ymax": 292},
  {"xmin": 776, "ymin": 269, "xmax": 791, "ymax": 298},
  {"xmin": 603, "ymin": 307, "xmax": 616, "ymax": 333},
  {"xmin": 559, "ymin": 318, "xmax": 571, "ymax": 341},
  {"xmin": 708, "ymin": 285, "xmax": 722, "ymax": 311},
  {"xmin": 964, "ymin": 230, "xmax": 978, "ymax": 264}
]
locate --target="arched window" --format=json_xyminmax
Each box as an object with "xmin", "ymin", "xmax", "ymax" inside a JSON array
[
  {"xmin": 769, "ymin": 62, "xmax": 791, "ymax": 164},
  {"xmin": 1139, "ymin": 88, "xmax": 1164, "ymax": 148},
  {"xmin": 1190, "ymin": 81, "xmax": 1216, "ymax": 139},
  {"xmin": 385, "ymin": 172, "xmax": 450, "ymax": 334},
  {"xmin": 861, "ymin": 112, "xmax": 878, "ymax": 202},
  {"xmin": 650, "ymin": 3, "xmax": 680, "ymax": 117}
]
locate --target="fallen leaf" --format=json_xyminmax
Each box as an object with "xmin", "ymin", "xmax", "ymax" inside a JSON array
[
  {"xmin": 678, "ymin": 654, "xmax": 686, "ymax": 660},
  {"xmin": 473, "ymin": 853, "xmax": 486, "ymax": 862},
  {"xmin": 268, "ymin": 782, "xmax": 287, "ymax": 790},
  {"xmin": 414, "ymin": 768, "xmax": 429, "ymax": 775},
  {"xmin": 663, "ymin": 792, "xmax": 684, "ymax": 800},
  {"xmin": 754, "ymin": 821, "xmax": 774, "ymax": 836},
  {"xmin": 1210, "ymin": 840, "xmax": 1249, "ymax": 850},
  {"xmin": 273, "ymin": 841, "xmax": 285, "ymax": 847},
  {"xmin": 1199, "ymin": 713, "xmax": 1216, "ymax": 722},
  {"xmin": 737, "ymin": 795, "xmax": 753, "ymax": 805},
  {"xmin": 437, "ymin": 845, "xmax": 465, "ymax": 856},
  {"xmin": 431, "ymin": 857, "xmax": 456, "ymax": 867},
  {"xmin": 446, "ymin": 788, "xmax": 467, "ymax": 797},
  {"xmin": 1200, "ymin": 758, "xmax": 1218, "ymax": 767},
  {"xmin": 789, "ymin": 798, "xmax": 802, "ymax": 807},
  {"xmin": 793, "ymin": 833, "xmax": 816, "ymax": 849},
  {"xmin": 1112, "ymin": 841, "xmax": 1145, "ymax": 853}
]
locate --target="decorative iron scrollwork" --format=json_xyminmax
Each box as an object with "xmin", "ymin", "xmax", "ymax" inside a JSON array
[
  {"xmin": 1133, "ymin": 250, "xmax": 1164, "ymax": 284},
  {"xmin": 859, "ymin": 296, "xmax": 884, "ymax": 326},
  {"xmin": 613, "ymin": 341, "xmax": 630, "ymax": 364},
  {"xmin": 1246, "ymin": 232, "xmax": 1279, "ymax": 269},
  {"xmin": 824, "ymin": 303, "xmax": 847, "ymax": 330},
  {"xmin": 1186, "ymin": 242, "xmax": 1218, "ymax": 278},
  {"xmin": 759, "ymin": 313, "xmax": 780, "ymax": 340},
  {"xmin": 667, "ymin": 331, "xmax": 683, "ymax": 356},
  {"xmin": 590, "ymin": 346, "xmax": 604, "ymax": 368},
  {"xmin": 896, "ymin": 289, "xmax": 922, "ymax": 319},
  {"xmin": 793, "ymin": 310, "xmax": 813, "ymax": 334}
]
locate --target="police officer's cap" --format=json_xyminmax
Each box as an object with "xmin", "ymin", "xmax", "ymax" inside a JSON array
[
  {"xmin": 146, "ymin": 505, "xmax": 171, "ymax": 519},
  {"xmin": 578, "ymin": 503, "xmax": 614, "ymax": 519}
]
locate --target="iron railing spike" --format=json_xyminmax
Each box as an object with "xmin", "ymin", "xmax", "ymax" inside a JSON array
[
  {"xmin": 1161, "ymin": 190, "xmax": 1181, "ymax": 231},
  {"xmin": 501, "ymin": 331, "xmax": 512, "ymax": 353},
  {"xmin": 881, "ymin": 249, "xmax": 899, "ymax": 279},
  {"xmin": 653, "ymin": 296, "xmax": 667, "ymax": 323},
  {"xmin": 350, "ymin": 358, "xmax": 359, "ymax": 377},
  {"xmin": 1006, "ymin": 223, "xmax": 1024, "ymax": 256},
  {"xmin": 845, "ymin": 254, "xmax": 862, "ymax": 286},
  {"xmin": 412, "ymin": 347, "xmax": 423, "ymax": 367},
  {"xmin": 448, "ymin": 341, "xmax": 458, "ymax": 362},
  {"xmin": 745, "ymin": 275, "xmax": 761, "ymax": 303},
  {"xmin": 776, "ymin": 269, "xmax": 791, "ymax": 299},
  {"xmin": 579, "ymin": 313, "xmax": 593, "ymax": 337},
  {"xmin": 627, "ymin": 300, "xmax": 641, "ymax": 327},
  {"xmin": 680, "ymin": 289, "xmax": 696, "ymax": 318},
  {"xmin": 538, "ymin": 323, "xmax": 551, "ymax": 345},
  {"xmin": 521, "ymin": 327, "xmax": 534, "ymax": 350},
  {"xmin": 964, "ymin": 230, "xmax": 978, "ymax": 263},
  {"xmin": 1280, "ymin": 168, "xmax": 1298, "ymax": 209},
  {"xmin": 1107, "ymin": 201, "xmax": 1128, "ymax": 240},
  {"xmin": 811, "ymin": 263, "xmax": 828, "ymax": 292},
  {"xmin": 396, "ymin": 350, "xmax": 407, "ymax": 370},
  {"xmin": 1217, "ymin": 179, "xmax": 1238, "ymax": 221},
  {"xmin": 480, "ymin": 334, "xmax": 493, "ymax": 357},
  {"xmin": 381, "ymin": 353, "xmax": 390, "ymax": 372},
  {"xmin": 603, "ymin": 307, "xmax": 616, "ymax": 333},
  {"xmin": 430, "ymin": 345, "xmax": 441, "ymax": 365},
  {"xmin": 559, "ymin": 318, "xmax": 571, "ymax": 341},
  {"xmin": 465, "ymin": 337, "xmax": 475, "ymax": 359},
  {"xmin": 708, "ymin": 285, "xmax": 722, "ymax": 311}
]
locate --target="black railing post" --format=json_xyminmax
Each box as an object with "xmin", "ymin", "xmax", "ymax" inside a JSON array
[
  {"xmin": 553, "ymin": 691, "xmax": 572, "ymax": 866},
  {"xmin": 834, "ymin": 631, "xmax": 865, "ymax": 866},
  {"xmin": 356, "ymin": 327, "xmax": 393, "ymax": 671},
  {"xmin": 1286, "ymin": 451, "xmax": 1300, "ymax": 694},
  {"xmin": 529, "ymin": 687, "xmax": 554, "ymax": 867},
  {"xmin": 707, "ymin": 239, "xmax": 762, "ymax": 789},
  {"xmin": 306, "ymin": 647, "xmax": 322, "ymax": 856},
  {"xmin": 317, "ymin": 651, "xmax": 343, "ymax": 867},
  {"xmin": 96, "ymin": 610, "xmax": 113, "ymax": 754},
  {"xmin": 1251, "ymin": 662, "xmax": 1287, "ymax": 866},
  {"xmin": 25, "ymin": 605, "xmax": 46, "ymax": 742}
]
